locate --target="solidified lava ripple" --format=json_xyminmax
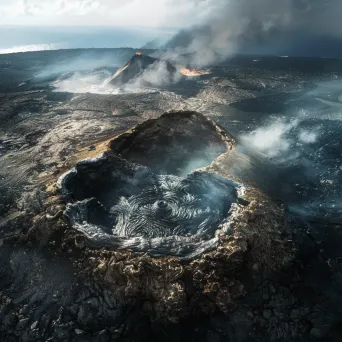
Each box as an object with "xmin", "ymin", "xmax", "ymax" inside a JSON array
[{"xmin": 59, "ymin": 111, "xmax": 241, "ymax": 259}]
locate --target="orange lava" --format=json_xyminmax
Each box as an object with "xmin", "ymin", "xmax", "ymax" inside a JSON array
[
  {"xmin": 136, "ymin": 51, "xmax": 142, "ymax": 55},
  {"xmin": 180, "ymin": 67, "xmax": 210, "ymax": 77}
]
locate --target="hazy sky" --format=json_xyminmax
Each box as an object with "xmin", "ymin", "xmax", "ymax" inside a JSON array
[
  {"xmin": 2, "ymin": 0, "xmax": 341, "ymax": 35},
  {"xmin": 2, "ymin": 0, "xmax": 342, "ymax": 57},
  {"xmin": 0, "ymin": 0, "xmax": 203, "ymax": 29}
]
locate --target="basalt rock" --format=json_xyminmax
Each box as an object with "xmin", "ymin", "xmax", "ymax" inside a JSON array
[
  {"xmin": 110, "ymin": 110, "xmax": 234, "ymax": 176},
  {"xmin": 56, "ymin": 111, "xmax": 293, "ymax": 324},
  {"xmin": 108, "ymin": 53, "xmax": 179, "ymax": 87},
  {"xmin": 59, "ymin": 112, "xmax": 240, "ymax": 259},
  {"xmin": 1, "ymin": 51, "xmax": 341, "ymax": 341}
]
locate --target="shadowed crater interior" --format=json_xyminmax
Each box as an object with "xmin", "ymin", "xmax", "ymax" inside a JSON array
[
  {"xmin": 110, "ymin": 111, "xmax": 232, "ymax": 176},
  {"xmin": 59, "ymin": 111, "xmax": 241, "ymax": 259}
]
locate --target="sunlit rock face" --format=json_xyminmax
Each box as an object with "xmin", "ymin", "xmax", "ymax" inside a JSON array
[{"xmin": 59, "ymin": 111, "xmax": 241, "ymax": 259}]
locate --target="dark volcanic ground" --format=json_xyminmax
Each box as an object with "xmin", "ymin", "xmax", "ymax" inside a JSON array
[{"xmin": 1, "ymin": 48, "xmax": 342, "ymax": 341}]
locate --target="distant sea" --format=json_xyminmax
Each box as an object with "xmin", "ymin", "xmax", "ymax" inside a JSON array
[
  {"xmin": 0, "ymin": 26, "xmax": 158, "ymax": 54},
  {"xmin": 3, "ymin": 26, "xmax": 342, "ymax": 60}
]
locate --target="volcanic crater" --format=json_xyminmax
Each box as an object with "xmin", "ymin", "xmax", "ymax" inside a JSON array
[{"xmin": 58, "ymin": 111, "xmax": 243, "ymax": 259}]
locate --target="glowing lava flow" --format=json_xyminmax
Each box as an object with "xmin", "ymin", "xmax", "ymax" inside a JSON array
[{"xmin": 180, "ymin": 67, "xmax": 210, "ymax": 77}]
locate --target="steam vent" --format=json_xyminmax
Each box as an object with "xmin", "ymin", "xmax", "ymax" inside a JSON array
[
  {"xmin": 58, "ymin": 111, "xmax": 292, "ymax": 321},
  {"xmin": 108, "ymin": 52, "xmax": 179, "ymax": 86}
]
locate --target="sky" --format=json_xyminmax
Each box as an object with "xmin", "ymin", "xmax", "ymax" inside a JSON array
[
  {"xmin": 1, "ymin": 0, "xmax": 342, "ymax": 58},
  {"xmin": 1, "ymin": 0, "xmax": 340, "ymax": 32},
  {"xmin": 0, "ymin": 0, "xmax": 202, "ymax": 29},
  {"xmin": 0, "ymin": 0, "xmax": 199, "ymax": 51}
]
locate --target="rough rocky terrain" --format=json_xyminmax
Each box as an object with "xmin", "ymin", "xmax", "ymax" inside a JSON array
[
  {"xmin": 108, "ymin": 53, "xmax": 179, "ymax": 87},
  {"xmin": 0, "ymin": 49, "xmax": 342, "ymax": 341}
]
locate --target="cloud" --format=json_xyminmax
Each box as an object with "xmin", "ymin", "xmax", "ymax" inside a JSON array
[
  {"xmin": 1, "ymin": 0, "xmax": 341, "ymax": 60},
  {"xmin": 0, "ymin": 0, "xmax": 339, "ymax": 32},
  {"xmin": 0, "ymin": 0, "xmax": 202, "ymax": 29},
  {"xmin": 19, "ymin": 0, "xmax": 101, "ymax": 16}
]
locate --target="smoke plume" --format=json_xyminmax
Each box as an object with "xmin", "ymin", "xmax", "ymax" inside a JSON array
[{"xmin": 161, "ymin": 0, "xmax": 340, "ymax": 66}]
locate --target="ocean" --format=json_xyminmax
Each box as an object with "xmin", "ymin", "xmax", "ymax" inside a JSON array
[{"xmin": 0, "ymin": 26, "xmax": 157, "ymax": 54}]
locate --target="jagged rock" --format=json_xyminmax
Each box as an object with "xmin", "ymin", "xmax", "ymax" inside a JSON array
[
  {"xmin": 108, "ymin": 53, "xmax": 179, "ymax": 87},
  {"xmin": 110, "ymin": 111, "xmax": 233, "ymax": 175},
  {"xmin": 59, "ymin": 111, "xmax": 241, "ymax": 259},
  {"xmin": 1, "ymin": 50, "xmax": 342, "ymax": 342},
  {"xmin": 55, "ymin": 110, "xmax": 293, "ymax": 326}
]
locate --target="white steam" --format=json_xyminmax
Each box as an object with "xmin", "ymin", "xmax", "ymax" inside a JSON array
[
  {"xmin": 242, "ymin": 119, "xmax": 299, "ymax": 158},
  {"xmin": 241, "ymin": 117, "xmax": 319, "ymax": 159},
  {"xmin": 46, "ymin": 51, "xmax": 175, "ymax": 94},
  {"xmin": 161, "ymin": 0, "xmax": 337, "ymax": 67},
  {"xmin": 298, "ymin": 130, "xmax": 318, "ymax": 143},
  {"xmin": 52, "ymin": 71, "xmax": 120, "ymax": 94},
  {"xmin": 126, "ymin": 61, "xmax": 182, "ymax": 89},
  {"xmin": 52, "ymin": 59, "xmax": 181, "ymax": 94},
  {"xmin": 36, "ymin": 52, "xmax": 123, "ymax": 79}
]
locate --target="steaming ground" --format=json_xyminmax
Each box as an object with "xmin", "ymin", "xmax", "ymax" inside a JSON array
[
  {"xmin": 1, "ymin": 50, "xmax": 341, "ymax": 226},
  {"xmin": 1, "ymin": 49, "xmax": 341, "ymax": 239},
  {"xmin": 1, "ymin": 48, "xmax": 342, "ymax": 340}
]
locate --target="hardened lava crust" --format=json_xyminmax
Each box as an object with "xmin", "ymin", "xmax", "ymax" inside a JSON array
[
  {"xmin": 0, "ymin": 107, "xmax": 336, "ymax": 342},
  {"xmin": 1, "ymin": 51, "xmax": 342, "ymax": 341},
  {"xmin": 58, "ymin": 111, "xmax": 240, "ymax": 259},
  {"xmin": 55, "ymin": 111, "xmax": 293, "ymax": 323}
]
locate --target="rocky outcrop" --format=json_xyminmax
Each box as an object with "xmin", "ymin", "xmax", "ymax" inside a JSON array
[
  {"xmin": 1, "ymin": 111, "xmax": 338, "ymax": 342},
  {"xmin": 110, "ymin": 111, "xmax": 234, "ymax": 175},
  {"xmin": 108, "ymin": 53, "xmax": 179, "ymax": 87},
  {"xmin": 55, "ymin": 111, "xmax": 293, "ymax": 326}
]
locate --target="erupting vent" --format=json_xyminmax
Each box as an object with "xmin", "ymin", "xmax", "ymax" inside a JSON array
[
  {"xmin": 180, "ymin": 67, "xmax": 210, "ymax": 77},
  {"xmin": 108, "ymin": 53, "xmax": 178, "ymax": 87}
]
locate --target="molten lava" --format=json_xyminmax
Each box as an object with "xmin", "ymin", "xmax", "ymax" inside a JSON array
[
  {"xmin": 135, "ymin": 51, "xmax": 142, "ymax": 56},
  {"xmin": 180, "ymin": 67, "xmax": 210, "ymax": 77}
]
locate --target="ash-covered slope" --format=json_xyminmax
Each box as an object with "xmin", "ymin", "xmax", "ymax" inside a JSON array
[{"xmin": 108, "ymin": 53, "xmax": 179, "ymax": 86}]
